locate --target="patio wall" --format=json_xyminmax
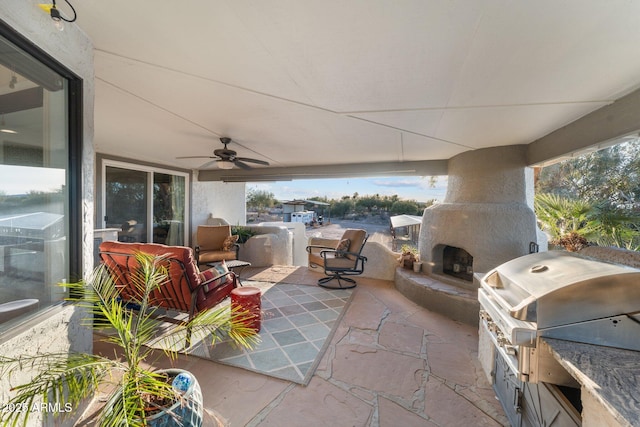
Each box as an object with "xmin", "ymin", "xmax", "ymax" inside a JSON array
[
  {"xmin": 191, "ymin": 179, "xmax": 246, "ymax": 240},
  {"xmin": 0, "ymin": 1, "xmax": 95, "ymax": 424}
]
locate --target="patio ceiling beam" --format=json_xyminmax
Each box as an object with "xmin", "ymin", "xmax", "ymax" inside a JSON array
[
  {"xmin": 527, "ymin": 87, "xmax": 640, "ymax": 167},
  {"xmin": 197, "ymin": 160, "xmax": 448, "ymax": 182}
]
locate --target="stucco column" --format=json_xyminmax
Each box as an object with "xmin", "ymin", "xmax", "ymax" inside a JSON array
[{"xmin": 419, "ymin": 145, "xmax": 545, "ymax": 278}]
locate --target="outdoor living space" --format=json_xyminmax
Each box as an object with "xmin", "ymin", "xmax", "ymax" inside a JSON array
[
  {"xmin": 85, "ymin": 265, "xmax": 507, "ymax": 426},
  {"xmin": 6, "ymin": 3, "xmax": 640, "ymax": 426}
]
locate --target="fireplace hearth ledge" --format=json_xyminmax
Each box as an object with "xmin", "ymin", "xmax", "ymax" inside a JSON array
[{"xmin": 394, "ymin": 267, "xmax": 479, "ymax": 326}]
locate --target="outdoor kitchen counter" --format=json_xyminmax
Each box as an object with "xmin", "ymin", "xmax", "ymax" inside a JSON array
[{"xmin": 542, "ymin": 338, "xmax": 640, "ymax": 427}]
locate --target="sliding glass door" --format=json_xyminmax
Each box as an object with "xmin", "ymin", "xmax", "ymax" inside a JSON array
[
  {"xmin": 105, "ymin": 166, "xmax": 149, "ymax": 242},
  {"xmin": 153, "ymin": 173, "xmax": 185, "ymax": 245},
  {"xmin": 0, "ymin": 24, "xmax": 81, "ymax": 327},
  {"xmin": 102, "ymin": 161, "xmax": 189, "ymax": 246}
]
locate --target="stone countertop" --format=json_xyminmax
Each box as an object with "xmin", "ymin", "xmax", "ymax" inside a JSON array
[{"xmin": 542, "ymin": 338, "xmax": 640, "ymax": 427}]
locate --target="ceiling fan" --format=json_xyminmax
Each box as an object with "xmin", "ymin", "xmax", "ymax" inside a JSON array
[{"xmin": 177, "ymin": 137, "xmax": 270, "ymax": 170}]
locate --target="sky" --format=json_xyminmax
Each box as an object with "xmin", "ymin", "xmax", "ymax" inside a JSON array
[
  {"xmin": 0, "ymin": 164, "xmax": 448, "ymax": 203},
  {"xmin": 0, "ymin": 165, "xmax": 66, "ymax": 195},
  {"xmin": 247, "ymin": 175, "xmax": 448, "ymax": 203}
]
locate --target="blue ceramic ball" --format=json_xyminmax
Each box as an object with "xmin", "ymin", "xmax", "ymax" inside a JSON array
[{"xmin": 171, "ymin": 372, "xmax": 193, "ymax": 394}]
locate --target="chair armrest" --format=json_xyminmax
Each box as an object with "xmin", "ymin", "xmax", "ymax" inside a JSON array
[
  {"xmin": 320, "ymin": 249, "xmax": 367, "ymax": 262},
  {"xmin": 195, "ymin": 245, "xmax": 201, "ymax": 263},
  {"xmin": 196, "ymin": 270, "xmax": 237, "ymax": 293},
  {"xmin": 306, "ymin": 243, "xmax": 337, "ymax": 253},
  {"xmin": 308, "ymin": 237, "xmax": 339, "ymax": 248}
]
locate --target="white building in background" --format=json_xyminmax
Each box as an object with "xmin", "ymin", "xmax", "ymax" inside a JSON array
[{"xmin": 282, "ymin": 199, "xmax": 330, "ymax": 224}]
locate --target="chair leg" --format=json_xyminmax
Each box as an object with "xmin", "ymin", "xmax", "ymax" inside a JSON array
[{"xmin": 318, "ymin": 273, "xmax": 357, "ymax": 290}]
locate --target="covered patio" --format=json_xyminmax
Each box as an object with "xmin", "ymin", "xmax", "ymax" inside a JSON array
[
  {"xmin": 3, "ymin": 1, "xmax": 640, "ymax": 426},
  {"xmin": 85, "ymin": 266, "xmax": 507, "ymax": 426}
]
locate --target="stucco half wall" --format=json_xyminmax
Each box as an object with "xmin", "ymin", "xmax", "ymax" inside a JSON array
[{"xmin": 360, "ymin": 241, "xmax": 399, "ymax": 281}]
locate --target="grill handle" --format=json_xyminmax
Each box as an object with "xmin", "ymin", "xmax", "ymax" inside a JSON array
[{"xmin": 482, "ymin": 280, "xmax": 517, "ymax": 314}]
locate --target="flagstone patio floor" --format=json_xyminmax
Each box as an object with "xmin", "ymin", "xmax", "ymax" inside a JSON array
[{"xmin": 91, "ymin": 266, "xmax": 508, "ymax": 426}]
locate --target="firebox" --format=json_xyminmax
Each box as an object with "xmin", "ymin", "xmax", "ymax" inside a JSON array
[{"xmin": 442, "ymin": 245, "xmax": 473, "ymax": 281}]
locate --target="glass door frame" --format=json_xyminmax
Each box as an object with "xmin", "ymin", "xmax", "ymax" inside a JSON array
[
  {"xmin": 99, "ymin": 159, "xmax": 190, "ymax": 246},
  {"xmin": 0, "ymin": 20, "xmax": 83, "ymax": 296}
]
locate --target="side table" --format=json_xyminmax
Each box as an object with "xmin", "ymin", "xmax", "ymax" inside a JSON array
[{"xmin": 230, "ymin": 286, "xmax": 261, "ymax": 332}]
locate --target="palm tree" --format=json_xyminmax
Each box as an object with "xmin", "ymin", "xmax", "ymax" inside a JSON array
[
  {"xmin": 534, "ymin": 193, "xmax": 592, "ymax": 239},
  {"xmin": 585, "ymin": 202, "xmax": 640, "ymax": 250},
  {"xmin": 0, "ymin": 252, "xmax": 259, "ymax": 426},
  {"xmin": 535, "ymin": 193, "xmax": 640, "ymax": 251}
]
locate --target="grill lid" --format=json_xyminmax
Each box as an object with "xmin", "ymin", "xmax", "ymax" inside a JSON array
[{"xmin": 482, "ymin": 251, "xmax": 640, "ymax": 328}]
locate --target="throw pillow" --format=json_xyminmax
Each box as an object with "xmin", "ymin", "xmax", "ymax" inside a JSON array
[
  {"xmin": 200, "ymin": 260, "xmax": 231, "ymax": 292},
  {"xmin": 335, "ymin": 238, "xmax": 351, "ymax": 258},
  {"xmin": 223, "ymin": 234, "xmax": 239, "ymax": 251}
]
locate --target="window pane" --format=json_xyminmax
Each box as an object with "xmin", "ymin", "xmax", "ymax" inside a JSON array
[
  {"xmin": 0, "ymin": 34, "xmax": 69, "ymax": 326},
  {"xmin": 153, "ymin": 173, "xmax": 185, "ymax": 245},
  {"xmin": 105, "ymin": 166, "xmax": 148, "ymax": 243}
]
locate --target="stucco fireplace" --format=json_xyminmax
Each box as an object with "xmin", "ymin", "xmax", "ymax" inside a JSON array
[
  {"xmin": 440, "ymin": 245, "xmax": 474, "ymax": 281},
  {"xmin": 419, "ymin": 145, "xmax": 546, "ymax": 282}
]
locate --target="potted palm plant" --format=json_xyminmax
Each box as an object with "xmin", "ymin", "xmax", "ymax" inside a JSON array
[{"xmin": 0, "ymin": 252, "xmax": 259, "ymax": 426}]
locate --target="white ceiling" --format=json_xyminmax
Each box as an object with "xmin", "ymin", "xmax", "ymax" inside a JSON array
[{"xmin": 71, "ymin": 1, "xmax": 640, "ymax": 177}]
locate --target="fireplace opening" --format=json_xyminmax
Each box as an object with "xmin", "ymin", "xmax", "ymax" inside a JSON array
[{"xmin": 442, "ymin": 246, "xmax": 473, "ymax": 281}]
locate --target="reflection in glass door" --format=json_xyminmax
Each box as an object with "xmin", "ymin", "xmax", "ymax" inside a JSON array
[
  {"xmin": 153, "ymin": 173, "xmax": 185, "ymax": 245},
  {"xmin": 105, "ymin": 166, "xmax": 149, "ymax": 243},
  {"xmin": 0, "ymin": 27, "xmax": 77, "ymax": 325},
  {"xmin": 103, "ymin": 163, "xmax": 188, "ymax": 246}
]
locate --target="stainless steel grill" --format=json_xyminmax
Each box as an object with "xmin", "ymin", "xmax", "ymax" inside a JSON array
[{"xmin": 478, "ymin": 250, "xmax": 640, "ymax": 384}]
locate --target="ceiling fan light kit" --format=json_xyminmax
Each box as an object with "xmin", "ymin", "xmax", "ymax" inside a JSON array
[{"xmin": 217, "ymin": 160, "xmax": 234, "ymax": 170}]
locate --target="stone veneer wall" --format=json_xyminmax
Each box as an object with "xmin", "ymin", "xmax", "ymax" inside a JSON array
[
  {"xmin": 0, "ymin": 2, "xmax": 95, "ymax": 424},
  {"xmin": 419, "ymin": 145, "xmax": 547, "ymax": 276}
]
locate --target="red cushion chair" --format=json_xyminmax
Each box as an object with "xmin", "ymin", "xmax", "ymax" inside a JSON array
[{"xmin": 98, "ymin": 241, "xmax": 238, "ymax": 346}]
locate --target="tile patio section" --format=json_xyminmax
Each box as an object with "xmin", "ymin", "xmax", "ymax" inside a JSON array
[
  {"xmin": 196, "ymin": 282, "xmax": 353, "ymax": 384},
  {"xmin": 90, "ymin": 266, "xmax": 508, "ymax": 426}
]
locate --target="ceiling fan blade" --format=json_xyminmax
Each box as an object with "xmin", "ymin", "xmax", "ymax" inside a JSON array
[
  {"xmin": 176, "ymin": 155, "xmax": 216, "ymax": 159},
  {"xmin": 234, "ymin": 160, "xmax": 252, "ymax": 170},
  {"xmin": 236, "ymin": 157, "xmax": 269, "ymax": 166}
]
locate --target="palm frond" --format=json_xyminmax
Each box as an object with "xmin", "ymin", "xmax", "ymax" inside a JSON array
[
  {"xmin": 149, "ymin": 303, "xmax": 261, "ymax": 355},
  {"xmin": 0, "ymin": 353, "xmax": 119, "ymax": 425},
  {"xmin": 1, "ymin": 251, "xmax": 260, "ymax": 426},
  {"xmin": 534, "ymin": 193, "xmax": 592, "ymax": 238}
]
